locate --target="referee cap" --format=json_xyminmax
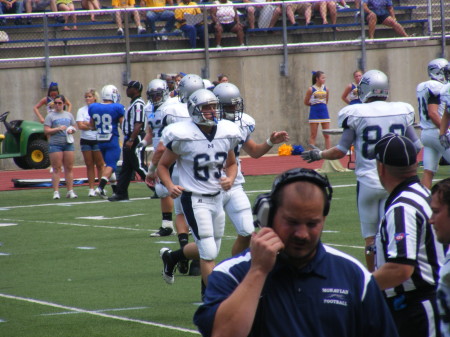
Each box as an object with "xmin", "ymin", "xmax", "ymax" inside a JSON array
[
  {"xmin": 127, "ymin": 80, "xmax": 143, "ymax": 92},
  {"xmin": 372, "ymin": 133, "xmax": 417, "ymax": 166}
]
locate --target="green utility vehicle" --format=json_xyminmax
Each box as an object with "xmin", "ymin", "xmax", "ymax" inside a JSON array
[{"xmin": 0, "ymin": 111, "xmax": 50, "ymax": 169}]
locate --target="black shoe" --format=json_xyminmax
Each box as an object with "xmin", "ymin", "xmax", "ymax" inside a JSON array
[
  {"xmin": 107, "ymin": 194, "xmax": 129, "ymax": 202},
  {"xmin": 150, "ymin": 227, "xmax": 173, "ymax": 237},
  {"xmin": 189, "ymin": 259, "xmax": 201, "ymax": 276},
  {"xmin": 160, "ymin": 248, "xmax": 175, "ymax": 284},
  {"xmin": 178, "ymin": 258, "xmax": 189, "ymax": 274}
]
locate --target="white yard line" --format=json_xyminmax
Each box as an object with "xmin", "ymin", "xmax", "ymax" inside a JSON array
[{"xmin": 0, "ymin": 293, "xmax": 200, "ymax": 334}]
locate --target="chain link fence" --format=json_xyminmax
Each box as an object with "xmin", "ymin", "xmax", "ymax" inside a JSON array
[{"xmin": 0, "ymin": 0, "xmax": 448, "ymax": 64}]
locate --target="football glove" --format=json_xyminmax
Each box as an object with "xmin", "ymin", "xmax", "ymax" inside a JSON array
[
  {"xmin": 137, "ymin": 139, "xmax": 148, "ymax": 149},
  {"xmin": 301, "ymin": 145, "xmax": 322, "ymax": 163},
  {"xmin": 440, "ymin": 131, "xmax": 450, "ymax": 150}
]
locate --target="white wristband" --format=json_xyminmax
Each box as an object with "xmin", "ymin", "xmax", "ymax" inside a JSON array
[
  {"xmin": 266, "ymin": 138, "xmax": 274, "ymax": 147},
  {"xmin": 148, "ymin": 162, "xmax": 157, "ymax": 174},
  {"xmin": 319, "ymin": 151, "xmax": 323, "ymax": 159}
]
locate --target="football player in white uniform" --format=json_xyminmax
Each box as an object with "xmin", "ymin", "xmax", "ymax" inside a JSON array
[
  {"xmin": 439, "ymin": 65, "xmax": 450, "ymax": 151},
  {"xmin": 158, "ymin": 89, "xmax": 241, "ymax": 289},
  {"xmin": 214, "ymin": 82, "xmax": 289, "ymax": 254},
  {"xmin": 417, "ymin": 58, "xmax": 450, "ymax": 189},
  {"xmin": 301, "ymin": 69, "xmax": 422, "ymax": 272},
  {"xmin": 141, "ymin": 74, "xmax": 204, "ymax": 275}
]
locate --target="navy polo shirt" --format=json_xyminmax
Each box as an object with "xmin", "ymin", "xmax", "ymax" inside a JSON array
[{"xmin": 194, "ymin": 242, "xmax": 398, "ymax": 337}]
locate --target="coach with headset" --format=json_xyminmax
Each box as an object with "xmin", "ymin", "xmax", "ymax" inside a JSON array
[{"xmin": 194, "ymin": 168, "xmax": 398, "ymax": 337}]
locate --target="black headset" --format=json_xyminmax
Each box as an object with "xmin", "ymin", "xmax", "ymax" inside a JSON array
[{"xmin": 252, "ymin": 168, "xmax": 333, "ymax": 228}]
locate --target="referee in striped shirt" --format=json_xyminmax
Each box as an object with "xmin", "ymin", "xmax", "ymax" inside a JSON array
[
  {"xmin": 109, "ymin": 81, "xmax": 148, "ymax": 201},
  {"xmin": 372, "ymin": 133, "xmax": 447, "ymax": 337}
]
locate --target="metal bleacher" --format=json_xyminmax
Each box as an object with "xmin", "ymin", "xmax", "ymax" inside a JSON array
[{"xmin": 0, "ymin": 0, "xmax": 446, "ymax": 61}]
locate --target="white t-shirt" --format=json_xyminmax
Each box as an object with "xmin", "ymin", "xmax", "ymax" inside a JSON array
[{"xmin": 76, "ymin": 105, "xmax": 97, "ymax": 140}]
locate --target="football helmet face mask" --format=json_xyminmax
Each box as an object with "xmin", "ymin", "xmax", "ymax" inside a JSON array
[
  {"xmin": 146, "ymin": 79, "xmax": 169, "ymax": 108},
  {"xmin": 178, "ymin": 74, "xmax": 204, "ymax": 103},
  {"xmin": 358, "ymin": 70, "xmax": 389, "ymax": 103},
  {"xmin": 101, "ymin": 84, "xmax": 121, "ymax": 103},
  {"xmin": 213, "ymin": 83, "xmax": 244, "ymax": 122},
  {"xmin": 428, "ymin": 58, "xmax": 449, "ymax": 83},
  {"xmin": 188, "ymin": 89, "xmax": 220, "ymax": 127}
]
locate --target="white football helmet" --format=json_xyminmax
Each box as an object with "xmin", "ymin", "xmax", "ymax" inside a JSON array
[
  {"xmin": 146, "ymin": 79, "xmax": 169, "ymax": 108},
  {"xmin": 178, "ymin": 74, "xmax": 204, "ymax": 103},
  {"xmin": 213, "ymin": 82, "xmax": 244, "ymax": 122},
  {"xmin": 203, "ymin": 79, "xmax": 214, "ymax": 91},
  {"xmin": 428, "ymin": 58, "xmax": 449, "ymax": 83},
  {"xmin": 101, "ymin": 84, "xmax": 120, "ymax": 103},
  {"xmin": 188, "ymin": 89, "xmax": 219, "ymax": 127},
  {"xmin": 358, "ymin": 70, "xmax": 389, "ymax": 103}
]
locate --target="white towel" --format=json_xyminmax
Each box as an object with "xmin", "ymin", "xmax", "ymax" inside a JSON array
[{"xmin": 66, "ymin": 126, "xmax": 76, "ymax": 144}]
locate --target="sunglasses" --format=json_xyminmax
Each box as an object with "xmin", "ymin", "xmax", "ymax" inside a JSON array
[{"xmin": 54, "ymin": 102, "xmax": 64, "ymax": 105}]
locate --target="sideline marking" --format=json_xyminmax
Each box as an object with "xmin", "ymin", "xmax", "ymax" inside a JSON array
[
  {"xmin": 76, "ymin": 246, "xmax": 96, "ymax": 250},
  {"xmin": 325, "ymin": 243, "xmax": 364, "ymax": 249},
  {"xmin": 77, "ymin": 214, "xmax": 144, "ymax": 220},
  {"xmin": 0, "ymin": 293, "xmax": 200, "ymax": 334},
  {"xmin": 0, "ymin": 223, "xmax": 17, "ymax": 227},
  {"xmin": 41, "ymin": 306, "xmax": 150, "ymax": 316}
]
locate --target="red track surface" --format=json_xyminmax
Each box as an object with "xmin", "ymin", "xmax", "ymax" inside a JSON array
[{"xmin": 0, "ymin": 155, "xmax": 343, "ymax": 192}]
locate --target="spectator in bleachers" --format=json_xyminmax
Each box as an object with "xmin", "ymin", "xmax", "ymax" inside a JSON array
[
  {"xmin": 0, "ymin": 0, "xmax": 25, "ymax": 25},
  {"xmin": 210, "ymin": 0, "xmax": 244, "ymax": 48},
  {"xmin": 25, "ymin": 0, "xmax": 57, "ymax": 24},
  {"xmin": 113, "ymin": 0, "xmax": 146, "ymax": 36},
  {"xmin": 56, "ymin": 0, "xmax": 77, "ymax": 30},
  {"xmin": 362, "ymin": 0, "xmax": 409, "ymax": 39},
  {"xmin": 313, "ymin": 1, "xmax": 339, "ymax": 30},
  {"xmin": 81, "ymin": 0, "xmax": 101, "ymax": 21},
  {"xmin": 142, "ymin": 0, "xmax": 175, "ymax": 40},
  {"xmin": 243, "ymin": 0, "xmax": 267, "ymax": 29},
  {"xmin": 174, "ymin": 0, "xmax": 204, "ymax": 48},
  {"xmin": 336, "ymin": 0, "xmax": 349, "ymax": 10},
  {"xmin": 268, "ymin": 1, "xmax": 312, "ymax": 28}
]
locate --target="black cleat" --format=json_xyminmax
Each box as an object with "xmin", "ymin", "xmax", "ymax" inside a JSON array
[
  {"xmin": 178, "ymin": 259, "xmax": 189, "ymax": 274},
  {"xmin": 160, "ymin": 248, "xmax": 175, "ymax": 284},
  {"xmin": 189, "ymin": 259, "xmax": 201, "ymax": 276},
  {"xmin": 150, "ymin": 227, "xmax": 173, "ymax": 237}
]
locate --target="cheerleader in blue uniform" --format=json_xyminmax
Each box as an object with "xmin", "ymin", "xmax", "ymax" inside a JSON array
[
  {"xmin": 304, "ymin": 70, "xmax": 331, "ymax": 149},
  {"xmin": 341, "ymin": 70, "xmax": 363, "ymax": 105}
]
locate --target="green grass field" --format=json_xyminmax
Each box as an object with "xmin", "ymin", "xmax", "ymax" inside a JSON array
[{"xmin": 0, "ymin": 166, "xmax": 448, "ymax": 336}]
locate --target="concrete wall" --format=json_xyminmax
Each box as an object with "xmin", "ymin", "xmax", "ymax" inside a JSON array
[{"xmin": 0, "ymin": 40, "xmax": 448, "ymax": 170}]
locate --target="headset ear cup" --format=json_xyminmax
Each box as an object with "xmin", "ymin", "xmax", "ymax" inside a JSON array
[{"xmin": 253, "ymin": 193, "xmax": 272, "ymax": 228}]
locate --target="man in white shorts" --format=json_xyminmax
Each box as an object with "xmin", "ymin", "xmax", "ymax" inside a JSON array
[{"xmin": 301, "ymin": 69, "xmax": 422, "ymax": 272}]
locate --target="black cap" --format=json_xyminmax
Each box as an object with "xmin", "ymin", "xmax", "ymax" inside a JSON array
[
  {"xmin": 372, "ymin": 133, "xmax": 417, "ymax": 167},
  {"xmin": 127, "ymin": 80, "xmax": 143, "ymax": 92}
]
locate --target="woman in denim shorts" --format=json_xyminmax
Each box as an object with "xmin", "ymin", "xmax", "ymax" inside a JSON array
[
  {"xmin": 44, "ymin": 95, "xmax": 78, "ymax": 200},
  {"xmin": 76, "ymin": 89, "xmax": 104, "ymax": 197}
]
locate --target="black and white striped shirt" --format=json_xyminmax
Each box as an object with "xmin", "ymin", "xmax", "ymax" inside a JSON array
[
  {"xmin": 122, "ymin": 96, "xmax": 146, "ymax": 137},
  {"xmin": 375, "ymin": 176, "xmax": 447, "ymax": 298}
]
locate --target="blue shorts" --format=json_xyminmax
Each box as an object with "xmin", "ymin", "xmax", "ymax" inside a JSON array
[
  {"xmin": 98, "ymin": 137, "xmax": 121, "ymax": 171},
  {"xmin": 80, "ymin": 138, "xmax": 100, "ymax": 152},
  {"xmin": 49, "ymin": 143, "xmax": 75, "ymax": 153},
  {"xmin": 309, "ymin": 103, "xmax": 330, "ymax": 123},
  {"xmin": 365, "ymin": 12, "xmax": 390, "ymax": 24}
]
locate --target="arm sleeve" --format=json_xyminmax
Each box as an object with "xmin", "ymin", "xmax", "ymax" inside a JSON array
[{"xmin": 336, "ymin": 128, "xmax": 355, "ymax": 153}]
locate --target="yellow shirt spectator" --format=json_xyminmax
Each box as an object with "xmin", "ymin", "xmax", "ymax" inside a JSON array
[{"xmin": 174, "ymin": 1, "xmax": 201, "ymax": 28}]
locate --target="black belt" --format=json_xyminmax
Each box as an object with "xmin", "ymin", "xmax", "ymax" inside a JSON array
[{"xmin": 183, "ymin": 191, "xmax": 220, "ymax": 197}]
